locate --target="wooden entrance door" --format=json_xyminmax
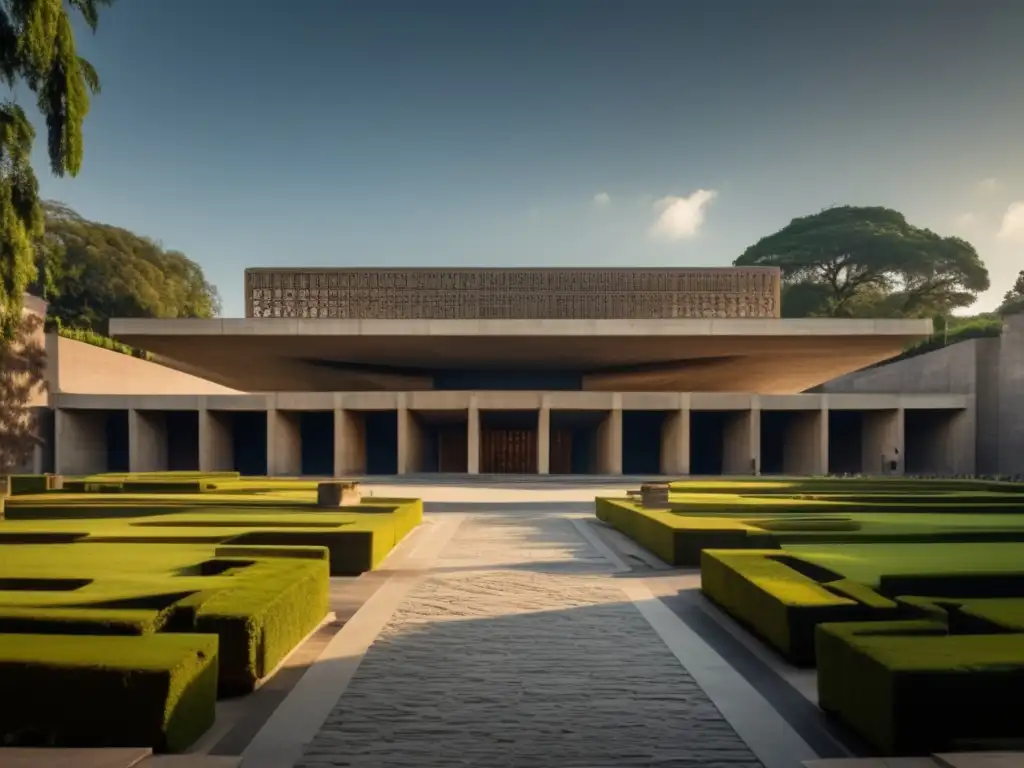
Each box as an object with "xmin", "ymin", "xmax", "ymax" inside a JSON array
[{"xmin": 481, "ymin": 428, "xmax": 537, "ymax": 473}]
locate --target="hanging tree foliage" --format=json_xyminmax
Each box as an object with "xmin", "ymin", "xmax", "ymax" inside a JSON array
[{"xmin": 0, "ymin": 0, "xmax": 113, "ymax": 341}]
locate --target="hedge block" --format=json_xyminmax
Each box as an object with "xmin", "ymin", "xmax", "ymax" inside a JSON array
[
  {"xmin": 700, "ymin": 549, "xmax": 898, "ymax": 664},
  {"xmin": 816, "ymin": 620, "xmax": 1024, "ymax": 755},
  {"xmin": 0, "ymin": 633, "xmax": 218, "ymax": 752},
  {"xmin": 193, "ymin": 558, "xmax": 329, "ymax": 695}
]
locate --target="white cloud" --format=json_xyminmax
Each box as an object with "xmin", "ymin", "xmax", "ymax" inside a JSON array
[
  {"xmin": 953, "ymin": 211, "xmax": 978, "ymax": 232},
  {"xmin": 593, "ymin": 191, "xmax": 611, "ymax": 207},
  {"xmin": 997, "ymin": 201, "xmax": 1024, "ymax": 242},
  {"xmin": 649, "ymin": 189, "xmax": 717, "ymax": 240},
  {"xmin": 977, "ymin": 177, "xmax": 1001, "ymax": 193}
]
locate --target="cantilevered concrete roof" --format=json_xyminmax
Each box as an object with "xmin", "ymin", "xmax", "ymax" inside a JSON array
[{"xmin": 109, "ymin": 317, "xmax": 932, "ymax": 394}]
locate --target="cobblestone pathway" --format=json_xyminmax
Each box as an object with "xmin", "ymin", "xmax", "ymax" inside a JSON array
[{"xmin": 296, "ymin": 513, "xmax": 763, "ymax": 768}]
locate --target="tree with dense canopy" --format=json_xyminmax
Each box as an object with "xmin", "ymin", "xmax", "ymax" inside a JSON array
[
  {"xmin": 734, "ymin": 206, "xmax": 991, "ymax": 319},
  {"xmin": 0, "ymin": 0, "xmax": 113, "ymax": 340},
  {"xmin": 998, "ymin": 270, "xmax": 1024, "ymax": 316},
  {"xmin": 31, "ymin": 201, "xmax": 221, "ymax": 333}
]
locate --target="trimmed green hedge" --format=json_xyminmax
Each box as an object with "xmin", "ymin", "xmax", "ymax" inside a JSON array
[
  {"xmin": 0, "ymin": 475, "xmax": 424, "ymax": 752},
  {"xmin": 3, "ymin": 501, "xmax": 424, "ymax": 575},
  {"xmin": 192, "ymin": 557, "xmax": 329, "ymax": 694},
  {"xmin": 0, "ymin": 548, "xmax": 331, "ymax": 692},
  {"xmin": 596, "ymin": 497, "xmax": 1024, "ymax": 568},
  {"xmin": 596, "ymin": 498, "xmax": 758, "ymax": 565},
  {"xmin": 816, "ymin": 620, "xmax": 1024, "ymax": 755},
  {"xmin": 0, "ymin": 632, "xmax": 218, "ymax": 752},
  {"xmin": 700, "ymin": 549, "xmax": 898, "ymax": 664}
]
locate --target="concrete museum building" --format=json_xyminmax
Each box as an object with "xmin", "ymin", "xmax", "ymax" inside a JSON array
[{"xmin": 48, "ymin": 266, "xmax": 985, "ymax": 478}]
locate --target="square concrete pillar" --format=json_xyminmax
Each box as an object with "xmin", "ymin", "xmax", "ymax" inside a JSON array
[
  {"xmin": 596, "ymin": 402, "xmax": 623, "ymax": 475},
  {"xmin": 862, "ymin": 408, "xmax": 903, "ymax": 476},
  {"xmin": 129, "ymin": 410, "xmax": 168, "ymax": 473},
  {"xmin": 946, "ymin": 408, "xmax": 975, "ymax": 475},
  {"xmin": 537, "ymin": 397, "xmax": 551, "ymax": 475},
  {"xmin": 396, "ymin": 398, "xmax": 422, "ymax": 475},
  {"xmin": 198, "ymin": 409, "xmax": 233, "ymax": 472},
  {"xmin": 723, "ymin": 408, "xmax": 759, "ymax": 475},
  {"xmin": 54, "ymin": 409, "xmax": 108, "ymax": 475},
  {"xmin": 782, "ymin": 409, "xmax": 826, "ymax": 476},
  {"xmin": 467, "ymin": 395, "xmax": 480, "ymax": 475},
  {"xmin": 267, "ymin": 409, "xmax": 301, "ymax": 477},
  {"xmin": 660, "ymin": 400, "xmax": 690, "ymax": 476},
  {"xmin": 334, "ymin": 409, "xmax": 366, "ymax": 475}
]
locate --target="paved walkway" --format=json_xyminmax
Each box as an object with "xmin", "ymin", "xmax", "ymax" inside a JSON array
[{"xmin": 295, "ymin": 512, "xmax": 764, "ymax": 768}]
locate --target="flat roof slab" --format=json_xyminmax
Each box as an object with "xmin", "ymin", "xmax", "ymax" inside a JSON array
[{"xmin": 109, "ymin": 318, "xmax": 932, "ymax": 394}]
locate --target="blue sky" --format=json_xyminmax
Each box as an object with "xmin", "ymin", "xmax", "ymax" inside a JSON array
[{"xmin": 24, "ymin": 0, "xmax": 1024, "ymax": 316}]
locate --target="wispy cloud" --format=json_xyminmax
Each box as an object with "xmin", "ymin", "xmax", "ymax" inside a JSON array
[
  {"xmin": 977, "ymin": 177, "xmax": 1001, "ymax": 193},
  {"xmin": 593, "ymin": 191, "xmax": 611, "ymax": 207},
  {"xmin": 953, "ymin": 211, "xmax": 978, "ymax": 232},
  {"xmin": 996, "ymin": 201, "xmax": 1024, "ymax": 242},
  {"xmin": 649, "ymin": 189, "xmax": 717, "ymax": 240}
]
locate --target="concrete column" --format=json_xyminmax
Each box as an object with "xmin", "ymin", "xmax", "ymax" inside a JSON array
[
  {"xmin": 396, "ymin": 396, "xmax": 423, "ymax": 475},
  {"xmin": 128, "ymin": 410, "xmax": 168, "ymax": 473},
  {"xmin": 862, "ymin": 408, "xmax": 903, "ymax": 476},
  {"xmin": 54, "ymin": 409, "xmax": 108, "ymax": 475},
  {"xmin": 267, "ymin": 409, "xmax": 301, "ymax": 477},
  {"xmin": 946, "ymin": 407, "xmax": 975, "ymax": 475},
  {"xmin": 660, "ymin": 395, "xmax": 690, "ymax": 476},
  {"xmin": 783, "ymin": 410, "xmax": 826, "ymax": 476},
  {"xmin": 334, "ymin": 409, "xmax": 365, "ymax": 476},
  {"xmin": 467, "ymin": 395, "xmax": 480, "ymax": 475},
  {"xmin": 820, "ymin": 399, "xmax": 830, "ymax": 476},
  {"xmin": 198, "ymin": 409, "xmax": 233, "ymax": 472},
  {"xmin": 537, "ymin": 396, "xmax": 551, "ymax": 475},
  {"xmin": 596, "ymin": 396, "xmax": 623, "ymax": 475},
  {"xmin": 723, "ymin": 407, "xmax": 759, "ymax": 475}
]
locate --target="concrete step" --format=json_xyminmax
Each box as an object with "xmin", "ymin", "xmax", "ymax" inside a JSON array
[
  {"xmin": 804, "ymin": 755, "xmax": 1024, "ymax": 768},
  {"xmin": 138, "ymin": 757, "xmax": 243, "ymax": 767},
  {"xmin": 0, "ymin": 748, "xmax": 152, "ymax": 768},
  {"xmin": 934, "ymin": 754, "xmax": 1024, "ymax": 768},
  {"xmin": 804, "ymin": 758, "xmax": 941, "ymax": 768}
]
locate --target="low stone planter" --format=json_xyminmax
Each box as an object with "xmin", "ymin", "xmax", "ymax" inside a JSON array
[{"xmin": 317, "ymin": 480, "xmax": 361, "ymax": 508}]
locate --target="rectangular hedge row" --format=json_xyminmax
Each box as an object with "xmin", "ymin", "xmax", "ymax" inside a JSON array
[
  {"xmin": 816, "ymin": 619, "xmax": 1024, "ymax": 755},
  {"xmin": 596, "ymin": 497, "xmax": 1024, "ymax": 569},
  {"xmin": 699, "ymin": 544, "xmax": 1024, "ymax": 753},
  {"xmin": 699, "ymin": 549, "xmax": 899, "ymax": 664},
  {"xmin": 0, "ymin": 632, "xmax": 218, "ymax": 752},
  {"xmin": 0, "ymin": 547, "xmax": 331, "ymax": 694},
  {"xmin": 2, "ymin": 499, "xmax": 425, "ymax": 575}
]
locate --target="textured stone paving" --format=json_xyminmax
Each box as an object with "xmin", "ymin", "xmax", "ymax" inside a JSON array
[{"xmin": 296, "ymin": 513, "xmax": 763, "ymax": 767}]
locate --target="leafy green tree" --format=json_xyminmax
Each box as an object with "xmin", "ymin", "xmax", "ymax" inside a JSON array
[
  {"xmin": 30, "ymin": 201, "xmax": 221, "ymax": 332},
  {"xmin": 0, "ymin": 0, "xmax": 113, "ymax": 340},
  {"xmin": 998, "ymin": 270, "xmax": 1024, "ymax": 316},
  {"xmin": 735, "ymin": 206, "xmax": 990, "ymax": 318}
]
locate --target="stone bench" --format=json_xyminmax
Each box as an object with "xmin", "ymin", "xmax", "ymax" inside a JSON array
[{"xmin": 317, "ymin": 480, "xmax": 361, "ymax": 508}]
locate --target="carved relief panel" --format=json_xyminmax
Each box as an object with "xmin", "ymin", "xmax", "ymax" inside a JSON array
[{"xmin": 245, "ymin": 268, "xmax": 780, "ymax": 320}]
